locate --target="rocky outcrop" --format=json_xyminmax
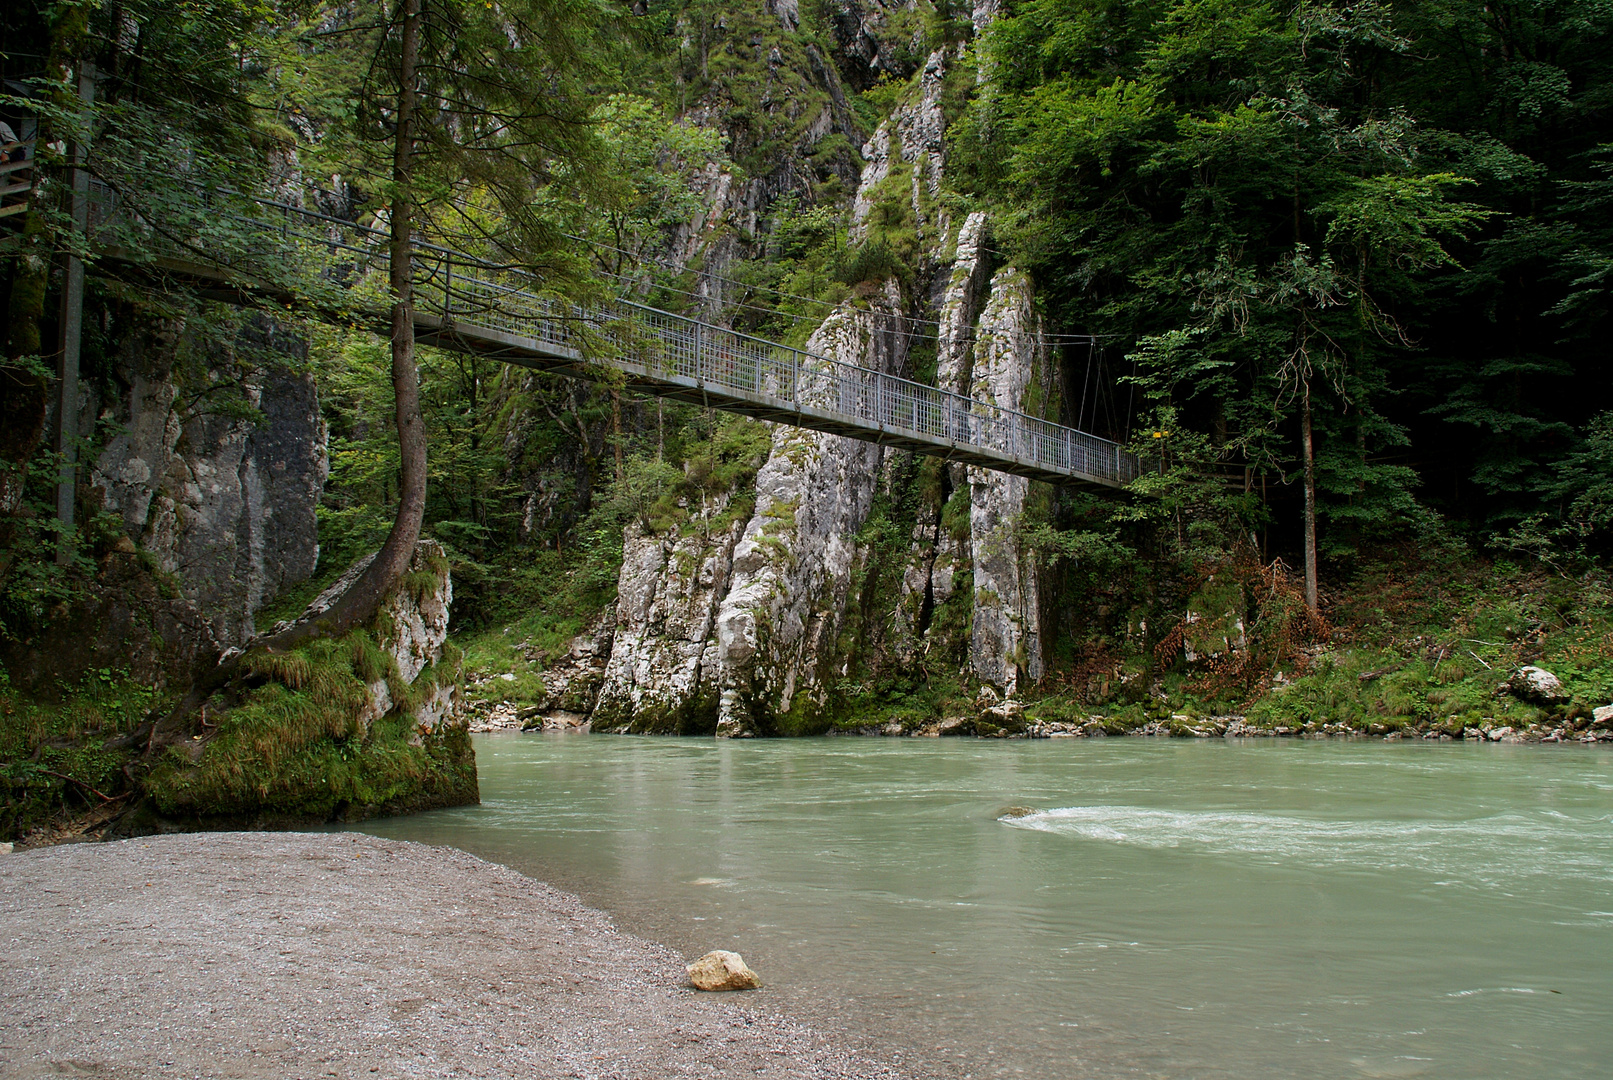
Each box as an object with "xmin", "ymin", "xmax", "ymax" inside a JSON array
[
  {"xmin": 712, "ymin": 284, "xmax": 912, "ymax": 735},
  {"xmin": 2, "ymin": 314, "xmax": 326, "ymax": 695},
  {"xmin": 664, "ymin": 6, "xmax": 862, "ymax": 321},
  {"xmin": 293, "ymin": 540, "xmax": 459, "ymax": 732},
  {"xmin": 1180, "ymin": 574, "xmax": 1248, "ymax": 665},
  {"xmin": 139, "ymin": 540, "xmax": 477, "ymax": 825},
  {"xmin": 851, "ymin": 47, "xmax": 948, "ymax": 248},
  {"xmin": 968, "ymin": 269, "xmax": 1054, "ymax": 695},
  {"xmin": 1505, "ymin": 665, "xmax": 1568, "ymax": 704},
  {"xmin": 827, "ymin": 0, "xmax": 929, "ymax": 91},
  {"xmin": 90, "ymin": 314, "xmax": 326, "ymax": 649},
  {"xmin": 593, "ymin": 512, "xmax": 747, "ymax": 734},
  {"xmin": 533, "ymin": 1, "xmax": 1069, "ymax": 729},
  {"xmin": 935, "ymin": 212, "xmax": 992, "ymax": 396},
  {"xmin": 888, "ymin": 213, "xmax": 992, "ymax": 665}
]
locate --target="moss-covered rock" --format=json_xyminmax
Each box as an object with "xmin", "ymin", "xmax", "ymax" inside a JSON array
[{"xmin": 142, "ymin": 541, "xmax": 477, "ymax": 827}]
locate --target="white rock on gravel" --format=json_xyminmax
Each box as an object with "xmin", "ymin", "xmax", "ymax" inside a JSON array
[{"xmin": 688, "ymin": 949, "xmax": 763, "ymax": 991}]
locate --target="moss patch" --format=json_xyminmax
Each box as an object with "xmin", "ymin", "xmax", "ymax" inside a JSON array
[{"xmin": 144, "ymin": 631, "xmax": 476, "ymax": 825}]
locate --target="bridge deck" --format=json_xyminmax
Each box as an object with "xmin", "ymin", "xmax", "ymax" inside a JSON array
[{"xmin": 88, "ymin": 189, "xmax": 1142, "ymax": 489}]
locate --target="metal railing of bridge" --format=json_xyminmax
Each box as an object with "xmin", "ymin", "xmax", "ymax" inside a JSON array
[{"xmin": 85, "ymin": 182, "xmax": 1143, "ymax": 488}]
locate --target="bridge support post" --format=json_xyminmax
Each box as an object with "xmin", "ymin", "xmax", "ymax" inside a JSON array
[
  {"xmin": 442, "ymin": 255, "xmax": 452, "ymax": 325},
  {"xmin": 54, "ymin": 60, "xmax": 95, "ymax": 564}
]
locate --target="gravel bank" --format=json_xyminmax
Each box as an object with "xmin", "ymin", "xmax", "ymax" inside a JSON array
[{"xmin": 0, "ymin": 832, "xmax": 911, "ymax": 1080}]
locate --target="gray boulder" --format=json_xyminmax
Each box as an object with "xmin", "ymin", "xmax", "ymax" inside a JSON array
[{"xmin": 1505, "ymin": 666, "xmax": 1568, "ymax": 704}]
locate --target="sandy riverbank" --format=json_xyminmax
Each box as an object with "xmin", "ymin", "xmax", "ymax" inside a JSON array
[{"xmin": 0, "ymin": 832, "xmax": 911, "ymax": 1080}]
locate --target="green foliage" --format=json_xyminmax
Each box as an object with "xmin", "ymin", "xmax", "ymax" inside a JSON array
[
  {"xmin": 581, "ymin": 93, "xmax": 736, "ymax": 278},
  {"xmin": 959, "ymin": 0, "xmax": 1613, "ymax": 568},
  {"xmin": 0, "ymin": 667, "xmax": 162, "ymax": 841}
]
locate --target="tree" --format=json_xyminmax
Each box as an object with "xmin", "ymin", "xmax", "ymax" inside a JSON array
[
  {"xmin": 964, "ymin": 0, "xmax": 1489, "ymax": 612},
  {"xmin": 150, "ymin": 0, "xmax": 611, "ymax": 740},
  {"xmin": 1, "ymin": 1, "xmax": 88, "ymax": 548}
]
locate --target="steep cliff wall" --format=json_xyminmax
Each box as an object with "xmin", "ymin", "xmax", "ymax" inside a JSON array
[
  {"xmin": 492, "ymin": 0, "xmax": 1068, "ymax": 731},
  {"xmin": 593, "ymin": 511, "xmax": 746, "ymax": 734},
  {"xmin": 662, "ymin": 1, "xmax": 863, "ymax": 318},
  {"xmin": 967, "ymin": 269, "xmax": 1055, "ymax": 694},
  {"xmin": 559, "ymin": 1, "xmax": 1071, "ymax": 732},
  {"xmin": 712, "ymin": 283, "xmax": 912, "ymax": 734},
  {"xmin": 91, "ymin": 313, "xmax": 326, "ymax": 650},
  {"xmin": 2, "ymin": 311, "xmax": 327, "ymax": 694}
]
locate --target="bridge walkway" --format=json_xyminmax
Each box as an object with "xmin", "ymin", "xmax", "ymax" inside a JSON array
[{"xmin": 86, "ymin": 188, "xmax": 1142, "ymax": 489}]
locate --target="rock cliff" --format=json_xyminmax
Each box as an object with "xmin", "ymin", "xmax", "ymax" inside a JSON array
[
  {"xmin": 91, "ymin": 313, "xmax": 327, "ymax": 650},
  {"xmin": 712, "ymin": 283, "xmax": 913, "ymax": 735},
  {"xmin": 967, "ymin": 269, "xmax": 1054, "ymax": 694},
  {"xmin": 2, "ymin": 311, "xmax": 327, "ymax": 694},
  {"xmin": 576, "ymin": 2, "xmax": 1067, "ymax": 731},
  {"xmin": 593, "ymin": 512, "xmax": 746, "ymax": 733}
]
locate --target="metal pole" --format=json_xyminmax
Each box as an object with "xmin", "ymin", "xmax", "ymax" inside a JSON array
[
  {"xmin": 442, "ymin": 254, "xmax": 452, "ymax": 325},
  {"xmin": 54, "ymin": 60, "xmax": 95, "ymax": 564}
]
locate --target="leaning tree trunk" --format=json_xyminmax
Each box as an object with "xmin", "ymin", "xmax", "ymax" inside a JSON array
[
  {"xmin": 148, "ymin": 0, "xmax": 428, "ymax": 752},
  {"xmin": 295, "ymin": 0, "xmax": 428, "ymax": 638}
]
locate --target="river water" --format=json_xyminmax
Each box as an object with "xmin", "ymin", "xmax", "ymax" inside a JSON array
[{"xmin": 353, "ymin": 734, "xmax": 1613, "ymax": 1079}]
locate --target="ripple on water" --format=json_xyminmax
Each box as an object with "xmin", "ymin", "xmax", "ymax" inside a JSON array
[{"xmin": 999, "ymin": 804, "xmax": 1613, "ymax": 886}]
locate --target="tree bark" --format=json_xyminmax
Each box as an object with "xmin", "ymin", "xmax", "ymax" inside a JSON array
[
  {"xmin": 1301, "ymin": 377, "xmax": 1319, "ymax": 615},
  {"xmin": 269, "ymin": 0, "xmax": 427, "ymax": 642}
]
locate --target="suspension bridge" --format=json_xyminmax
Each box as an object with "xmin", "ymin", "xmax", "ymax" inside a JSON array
[{"xmin": 74, "ymin": 183, "xmax": 1142, "ymax": 489}]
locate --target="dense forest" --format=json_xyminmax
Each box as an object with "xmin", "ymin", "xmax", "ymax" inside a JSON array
[{"xmin": 3, "ymin": 0, "xmax": 1613, "ymax": 839}]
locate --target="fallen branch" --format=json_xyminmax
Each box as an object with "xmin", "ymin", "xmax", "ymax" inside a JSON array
[{"xmin": 37, "ymin": 769, "xmax": 126, "ymax": 804}]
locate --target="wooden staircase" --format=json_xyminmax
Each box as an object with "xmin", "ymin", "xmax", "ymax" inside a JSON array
[{"xmin": 0, "ymin": 143, "xmax": 35, "ymax": 221}]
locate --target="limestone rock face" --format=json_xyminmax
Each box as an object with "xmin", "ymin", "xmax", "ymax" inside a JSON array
[
  {"xmin": 5, "ymin": 315, "xmax": 327, "ymax": 694},
  {"xmin": 296, "ymin": 541, "xmax": 458, "ymax": 732},
  {"xmin": 687, "ymin": 950, "xmax": 761, "ymax": 991},
  {"xmin": 968, "ymin": 270, "xmax": 1053, "ymax": 695},
  {"xmin": 0, "ymin": 545, "xmax": 226, "ymax": 694},
  {"xmin": 852, "ymin": 47, "xmax": 948, "ymax": 247},
  {"xmin": 91, "ymin": 315, "xmax": 327, "ymax": 650},
  {"xmin": 935, "ymin": 212, "xmax": 993, "ymax": 397},
  {"xmin": 888, "ymin": 211, "xmax": 993, "ymax": 664},
  {"xmin": 593, "ymin": 513, "xmax": 746, "ymax": 733},
  {"xmin": 568, "ymin": 5, "xmax": 1076, "ymax": 726},
  {"xmin": 713, "ymin": 284, "xmax": 911, "ymax": 736},
  {"xmin": 666, "ymin": 23, "xmax": 860, "ymax": 322},
  {"xmin": 827, "ymin": 0, "xmax": 929, "ymax": 91}
]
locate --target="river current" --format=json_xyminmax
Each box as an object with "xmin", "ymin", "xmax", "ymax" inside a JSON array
[{"xmin": 353, "ymin": 734, "xmax": 1613, "ymax": 1079}]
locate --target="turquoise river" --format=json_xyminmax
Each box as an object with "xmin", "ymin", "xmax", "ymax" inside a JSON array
[{"xmin": 352, "ymin": 734, "xmax": 1613, "ymax": 1079}]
